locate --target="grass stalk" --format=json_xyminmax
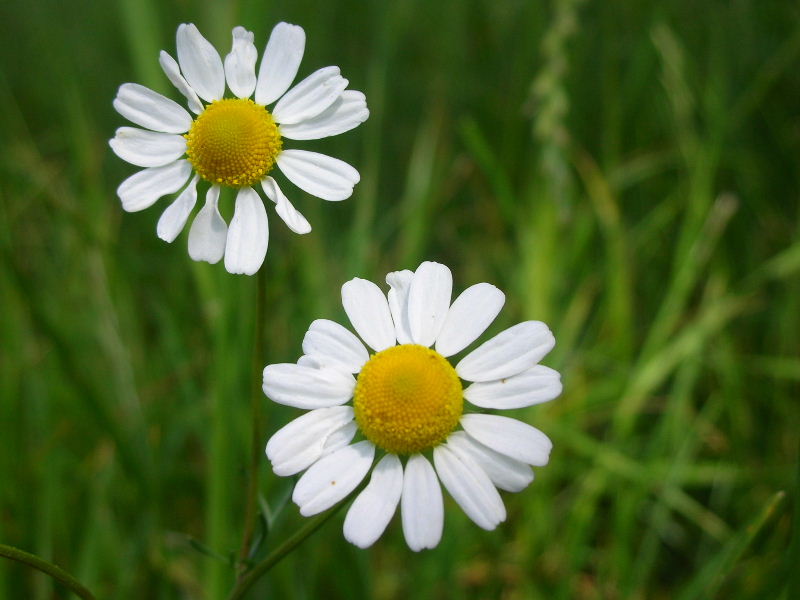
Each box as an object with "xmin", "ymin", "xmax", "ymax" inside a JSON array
[{"xmin": 0, "ymin": 545, "xmax": 96, "ymax": 600}]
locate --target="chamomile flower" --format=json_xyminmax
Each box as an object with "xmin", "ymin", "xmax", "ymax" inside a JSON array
[
  {"xmin": 110, "ymin": 22, "xmax": 368, "ymax": 275},
  {"xmin": 263, "ymin": 262, "xmax": 562, "ymax": 550}
]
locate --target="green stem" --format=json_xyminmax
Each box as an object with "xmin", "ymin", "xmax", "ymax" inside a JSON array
[
  {"xmin": 237, "ymin": 268, "xmax": 267, "ymax": 573},
  {"xmin": 226, "ymin": 501, "xmax": 346, "ymax": 600},
  {"xmin": 0, "ymin": 544, "xmax": 96, "ymax": 600}
]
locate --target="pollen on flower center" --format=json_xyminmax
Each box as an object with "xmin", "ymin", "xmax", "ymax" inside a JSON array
[
  {"xmin": 185, "ymin": 98, "xmax": 282, "ymax": 187},
  {"xmin": 353, "ymin": 344, "xmax": 463, "ymax": 455}
]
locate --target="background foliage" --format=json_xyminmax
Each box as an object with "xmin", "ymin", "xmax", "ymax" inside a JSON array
[{"xmin": 0, "ymin": 0, "xmax": 797, "ymax": 598}]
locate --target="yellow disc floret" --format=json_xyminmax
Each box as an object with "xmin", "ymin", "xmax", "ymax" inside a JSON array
[
  {"xmin": 354, "ymin": 344, "xmax": 463, "ymax": 455},
  {"xmin": 185, "ymin": 98, "xmax": 282, "ymax": 187}
]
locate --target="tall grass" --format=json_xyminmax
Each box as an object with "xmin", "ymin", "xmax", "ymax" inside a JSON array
[{"xmin": 0, "ymin": 0, "xmax": 797, "ymax": 598}]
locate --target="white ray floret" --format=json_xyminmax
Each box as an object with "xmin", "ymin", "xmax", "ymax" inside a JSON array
[
  {"xmin": 293, "ymin": 441, "xmax": 375, "ymax": 517},
  {"xmin": 343, "ymin": 454, "xmax": 404, "ymax": 548},
  {"xmin": 187, "ymin": 186, "xmax": 226, "ymax": 263},
  {"xmin": 157, "ymin": 175, "xmax": 199, "ymax": 242}
]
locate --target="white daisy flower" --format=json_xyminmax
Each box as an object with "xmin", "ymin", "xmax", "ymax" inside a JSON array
[
  {"xmin": 110, "ymin": 22, "xmax": 369, "ymax": 275},
  {"xmin": 263, "ymin": 261, "xmax": 562, "ymax": 551}
]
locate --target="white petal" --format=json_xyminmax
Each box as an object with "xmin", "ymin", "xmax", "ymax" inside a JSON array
[
  {"xmin": 321, "ymin": 421, "xmax": 358, "ymax": 456},
  {"xmin": 344, "ymin": 454, "xmax": 403, "ymax": 548},
  {"xmin": 341, "ymin": 278, "xmax": 396, "ymax": 351},
  {"xmin": 224, "ymin": 187, "xmax": 268, "ymax": 275},
  {"xmin": 117, "ymin": 159, "xmax": 192, "ymax": 212},
  {"xmin": 435, "ymin": 283, "xmax": 505, "ymax": 357},
  {"xmin": 277, "ymin": 150, "xmax": 360, "ymax": 201},
  {"xmin": 266, "ymin": 406, "xmax": 354, "ymax": 476},
  {"xmin": 464, "ymin": 365, "xmax": 562, "ymax": 409},
  {"xmin": 157, "ymin": 175, "xmax": 199, "ymax": 242},
  {"xmin": 407, "ymin": 261, "xmax": 453, "ymax": 347},
  {"xmin": 113, "ymin": 83, "xmax": 192, "ymax": 133},
  {"xmin": 460, "ymin": 414, "xmax": 552, "ymax": 467},
  {"xmin": 456, "ymin": 321, "xmax": 556, "ymax": 382},
  {"xmin": 386, "ymin": 270, "xmax": 414, "ymax": 345},
  {"xmin": 187, "ymin": 185, "xmax": 227, "ymax": 263},
  {"xmin": 297, "ymin": 354, "xmax": 335, "ymax": 369},
  {"xmin": 109, "ymin": 127, "xmax": 187, "ymax": 168},
  {"xmin": 279, "ymin": 90, "xmax": 369, "ymax": 140},
  {"xmin": 261, "ymin": 177, "xmax": 311, "ymax": 234},
  {"xmin": 255, "ymin": 22, "xmax": 306, "ymax": 105},
  {"xmin": 293, "ymin": 440, "xmax": 375, "ymax": 516},
  {"xmin": 302, "ymin": 319, "xmax": 369, "ymax": 374},
  {"xmin": 433, "ymin": 445, "xmax": 505, "ymax": 530},
  {"xmin": 159, "ymin": 51, "xmax": 203, "ymax": 114},
  {"xmin": 176, "ymin": 23, "xmax": 225, "ymax": 102},
  {"xmin": 446, "ymin": 431, "xmax": 533, "ymax": 492},
  {"xmin": 272, "ymin": 66, "xmax": 348, "ymax": 125},
  {"xmin": 224, "ymin": 26, "xmax": 257, "ymax": 98},
  {"xmin": 262, "ymin": 363, "xmax": 355, "ymax": 409},
  {"xmin": 401, "ymin": 454, "xmax": 443, "ymax": 552}
]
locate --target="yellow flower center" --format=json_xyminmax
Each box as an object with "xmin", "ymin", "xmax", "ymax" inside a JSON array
[
  {"xmin": 354, "ymin": 344, "xmax": 463, "ymax": 455},
  {"xmin": 185, "ymin": 98, "xmax": 282, "ymax": 187}
]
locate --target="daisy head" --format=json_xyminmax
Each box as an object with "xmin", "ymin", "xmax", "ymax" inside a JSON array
[
  {"xmin": 110, "ymin": 23, "xmax": 369, "ymax": 275},
  {"xmin": 263, "ymin": 261, "xmax": 562, "ymax": 551}
]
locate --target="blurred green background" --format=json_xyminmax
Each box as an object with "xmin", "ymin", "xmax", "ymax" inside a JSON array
[{"xmin": 1, "ymin": 0, "xmax": 797, "ymax": 598}]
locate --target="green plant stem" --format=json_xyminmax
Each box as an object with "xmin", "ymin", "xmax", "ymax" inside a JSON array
[
  {"xmin": 0, "ymin": 544, "xmax": 96, "ymax": 600},
  {"xmin": 226, "ymin": 501, "xmax": 347, "ymax": 600},
  {"xmin": 237, "ymin": 268, "xmax": 267, "ymax": 574}
]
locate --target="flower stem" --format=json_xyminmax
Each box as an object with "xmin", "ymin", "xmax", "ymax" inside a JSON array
[
  {"xmin": 0, "ymin": 543, "xmax": 96, "ymax": 600},
  {"xmin": 226, "ymin": 501, "xmax": 346, "ymax": 600},
  {"xmin": 236, "ymin": 267, "xmax": 267, "ymax": 574}
]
